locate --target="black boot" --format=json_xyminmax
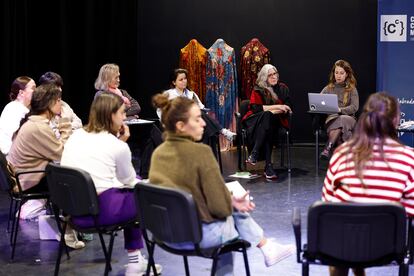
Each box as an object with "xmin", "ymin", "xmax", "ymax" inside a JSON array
[
  {"xmin": 320, "ymin": 142, "xmax": 333, "ymax": 160},
  {"xmin": 246, "ymin": 151, "xmax": 258, "ymax": 165}
]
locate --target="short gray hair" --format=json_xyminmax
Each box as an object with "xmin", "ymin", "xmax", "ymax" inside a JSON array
[{"xmin": 256, "ymin": 64, "xmax": 278, "ymax": 89}]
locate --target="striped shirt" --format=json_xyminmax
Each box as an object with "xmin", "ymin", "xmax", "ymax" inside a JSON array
[{"xmin": 322, "ymin": 138, "xmax": 414, "ymax": 216}]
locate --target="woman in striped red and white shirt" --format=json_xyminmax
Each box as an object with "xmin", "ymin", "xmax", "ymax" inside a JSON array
[{"xmin": 322, "ymin": 92, "xmax": 414, "ymax": 276}]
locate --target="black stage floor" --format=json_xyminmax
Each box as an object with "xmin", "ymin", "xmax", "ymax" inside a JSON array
[{"xmin": 0, "ymin": 146, "xmax": 410, "ymax": 275}]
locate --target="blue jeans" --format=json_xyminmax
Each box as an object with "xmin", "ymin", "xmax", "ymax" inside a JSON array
[{"xmin": 171, "ymin": 211, "xmax": 263, "ymax": 276}]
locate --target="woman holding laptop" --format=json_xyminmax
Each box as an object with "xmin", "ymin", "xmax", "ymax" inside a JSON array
[{"xmin": 320, "ymin": 59, "xmax": 359, "ymax": 159}]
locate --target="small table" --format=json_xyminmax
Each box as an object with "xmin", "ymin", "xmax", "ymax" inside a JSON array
[{"xmin": 124, "ymin": 118, "xmax": 159, "ymax": 178}]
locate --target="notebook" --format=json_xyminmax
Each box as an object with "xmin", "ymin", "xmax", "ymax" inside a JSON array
[{"xmin": 308, "ymin": 93, "xmax": 339, "ymax": 113}]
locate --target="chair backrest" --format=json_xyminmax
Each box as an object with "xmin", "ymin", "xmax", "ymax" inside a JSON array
[
  {"xmin": 307, "ymin": 201, "xmax": 406, "ymax": 265},
  {"xmin": 46, "ymin": 163, "xmax": 100, "ymax": 217},
  {"xmin": 239, "ymin": 100, "xmax": 250, "ymax": 119},
  {"xmin": 0, "ymin": 151, "xmax": 15, "ymax": 192},
  {"xmin": 134, "ymin": 182, "xmax": 202, "ymax": 244}
]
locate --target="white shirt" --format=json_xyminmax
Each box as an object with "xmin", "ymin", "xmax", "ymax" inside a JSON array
[
  {"xmin": 61, "ymin": 128, "xmax": 138, "ymax": 194},
  {"xmin": 157, "ymin": 88, "xmax": 205, "ymax": 118},
  {"xmin": 0, "ymin": 101, "xmax": 29, "ymax": 154}
]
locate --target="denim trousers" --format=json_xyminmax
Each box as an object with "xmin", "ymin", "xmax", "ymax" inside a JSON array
[{"xmin": 171, "ymin": 211, "xmax": 263, "ymax": 276}]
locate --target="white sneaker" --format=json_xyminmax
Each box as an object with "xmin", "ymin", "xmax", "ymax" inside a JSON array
[
  {"xmin": 125, "ymin": 260, "xmax": 163, "ymax": 276},
  {"xmin": 64, "ymin": 231, "xmax": 86, "ymax": 250},
  {"xmin": 260, "ymin": 239, "xmax": 295, "ymax": 267},
  {"xmin": 221, "ymin": 128, "xmax": 236, "ymax": 142}
]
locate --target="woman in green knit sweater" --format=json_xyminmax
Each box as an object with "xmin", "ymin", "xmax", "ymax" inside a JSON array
[{"xmin": 149, "ymin": 94, "xmax": 294, "ymax": 275}]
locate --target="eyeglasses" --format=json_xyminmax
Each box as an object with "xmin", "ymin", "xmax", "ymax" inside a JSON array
[{"xmin": 268, "ymin": 72, "xmax": 279, "ymax": 78}]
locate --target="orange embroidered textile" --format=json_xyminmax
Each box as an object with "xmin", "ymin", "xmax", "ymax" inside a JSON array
[
  {"xmin": 179, "ymin": 39, "xmax": 207, "ymax": 103},
  {"xmin": 240, "ymin": 38, "xmax": 270, "ymax": 99}
]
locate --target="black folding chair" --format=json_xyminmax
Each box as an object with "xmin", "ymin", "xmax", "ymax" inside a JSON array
[
  {"xmin": 134, "ymin": 182, "xmax": 251, "ymax": 276},
  {"xmin": 0, "ymin": 151, "xmax": 49, "ymax": 260},
  {"xmin": 46, "ymin": 163, "xmax": 138, "ymax": 276},
  {"xmin": 235, "ymin": 99, "xmax": 291, "ymax": 172},
  {"xmin": 292, "ymin": 200, "xmax": 411, "ymax": 276}
]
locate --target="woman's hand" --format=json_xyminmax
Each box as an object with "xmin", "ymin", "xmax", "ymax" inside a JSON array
[
  {"xmin": 118, "ymin": 124, "xmax": 130, "ymax": 142},
  {"xmin": 232, "ymin": 191, "xmax": 256, "ymax": 213},
  {"xmin": 269, "ymin": 104, "xmax": 291, "ymax": 114}
]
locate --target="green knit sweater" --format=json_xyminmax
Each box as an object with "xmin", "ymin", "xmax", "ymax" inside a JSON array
[{"xmin": 149, "ymin": 132, "xmax": 232, "ymax": 223}]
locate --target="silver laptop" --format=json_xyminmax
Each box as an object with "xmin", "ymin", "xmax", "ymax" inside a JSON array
[{"xmin": 308, "ymin": 93, "xmax": 339, "ymax": 113}]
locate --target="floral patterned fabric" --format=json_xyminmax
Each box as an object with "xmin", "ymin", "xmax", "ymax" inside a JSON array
[
  {"xmin": 205, "ymin": 39, "xmax": 238, "ymax": 131},
  {"xmin": 179, "ymin": 39, "xmax": 207, "ymax": 103},
  {"xmin": 240, "ymin": 38, "xmax": 270, "ymax": 100}
]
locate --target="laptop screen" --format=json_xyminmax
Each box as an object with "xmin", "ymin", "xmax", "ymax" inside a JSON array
[{"xmin": 308, "ymin": 93, "xmax": 339, "ymax": 113}]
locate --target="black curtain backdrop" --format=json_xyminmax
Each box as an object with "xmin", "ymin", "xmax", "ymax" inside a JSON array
[{"xmin": 1, "ymin": 0, "xmax": 377, "ymax": 143}]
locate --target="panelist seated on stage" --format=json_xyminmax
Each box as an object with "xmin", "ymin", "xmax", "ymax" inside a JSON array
[
  {"xmin": 242, "ymin": 64, "xmax": 292, "ymax": 180},
  {"xmin": 157, "ymin": 68, "xmax": 236, "ymax": 144},
  {"xmin": 319, "ymin": 59, "xmax": 359, "ymax": 160}
]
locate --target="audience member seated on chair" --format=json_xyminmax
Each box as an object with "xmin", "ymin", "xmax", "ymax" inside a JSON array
[
  {"xmin": 157, "ymin": 68, "xmax": 236, "ymax": 143},
  {"xmin": 94, "ymin": 63, "xmax": 162, "ymax": 178},
  {"xmin": 319, "ymin": 59, "xmax": 359, "ymax": 159},
  {"xmin": 6, "ymin": 84, "xmax": 84, "ymax": 249},
  {"xmin": 94, "ymin": 63, "xmax": 141, "ymax": 119},
  {"xmin": 322, "ymin": 92, "xmax": 414, "ymax": 276},
  {"xmin": 60, "ymin": 92, "xmax": 162, "ymax": 276},
  {"xmin": 0, "ymin": 76, "xmax": 35, "ymax": 155},
  {"xmin": 38, "ymin": 71, "xmax": 83, "ymax": 133},
  {"xmin": 243, "ymin": 64, "xmax": 292, "ymax": 179},
  {"xmin": 150, "ymin": 94, "xmax": 294, "ymax": 276}
]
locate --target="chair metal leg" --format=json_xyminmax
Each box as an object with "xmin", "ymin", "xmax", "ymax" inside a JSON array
[
  {"xmin": 216, "ymin": 138, "xmax": 223, "ymax": 174},
  {"xmin": 242, "ymin": 247, "xmax": 251, "ymax": 276},
  {"xmin": 54, "ymin": 223, "xmax": 67, "ymax": 276},
  {"xmin": 286, "ymin": 130, "xmax": 291, "ymax": 173},
  {"xmin": 315, "ymin": 130, "xmax": 319, "ymax": 174},
  {"xmin": 145, "ymin": 241, "xmax": 159, "ymax": 276},
  {"xmin": 6, "ymin": 197, "xmax": 14, "ymax": 233},
  {"xmin": 104, "ymin": 232, "xmax": 116, "ymax": 275},
  {"xmin": 211, "ymin": 257, "xmax": 218, "ymax": 276},
  {"xmin": 9, "ymin": 199, "xmax": 18, "ymax": 246},
  {"xmin": 183, "ymin": 256, "xmax": 190, "ymax": 276},
  {"xmin": 302, "ymin": 261, "xmax": 309, "ymax": 276},
  {"xmin": 97, "ymin": 232, "xmax": 111, "ymax": 276},
  {"xmin": 11, "ymin": 200, "xmax": 23, "ymax": 260},
  {"xmin": 241, "ymin": 132, "xmax": 247, "ymax": 171}
]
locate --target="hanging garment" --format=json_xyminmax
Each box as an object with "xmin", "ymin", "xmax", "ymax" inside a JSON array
[
  {"xmin": 240, "ymin": 38, "xmax": 271, "ymax": 100},
  {"xmin": 206, "ymin": 38, "xmax": 238, "ymax": 131},
  {"xmin": 179, "ymin": 39, "xmax": 208, "ymax": 103}
]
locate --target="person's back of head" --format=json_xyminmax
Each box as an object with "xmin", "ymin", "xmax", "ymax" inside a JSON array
[
  {"xmin": 38, "ymin": 72, "xmax": 63, "ymax": 87},
  {"xmin": 152, "ymin": 93, "xmax": 194, "ymax": 133},
  {"xmin": 85, "ymin": 92, "xmax": 123, "ymax": 135},
  {"xmin": 349, "ymin": 92, "xmax": 399, "ymax": 180},
  {"xmin": 354, "ymin": 92, "xmax": 399, "ymax": 141},
  {"xmin": 9, "ymin": 76, "xmax": 33, "ymax": 101}
]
